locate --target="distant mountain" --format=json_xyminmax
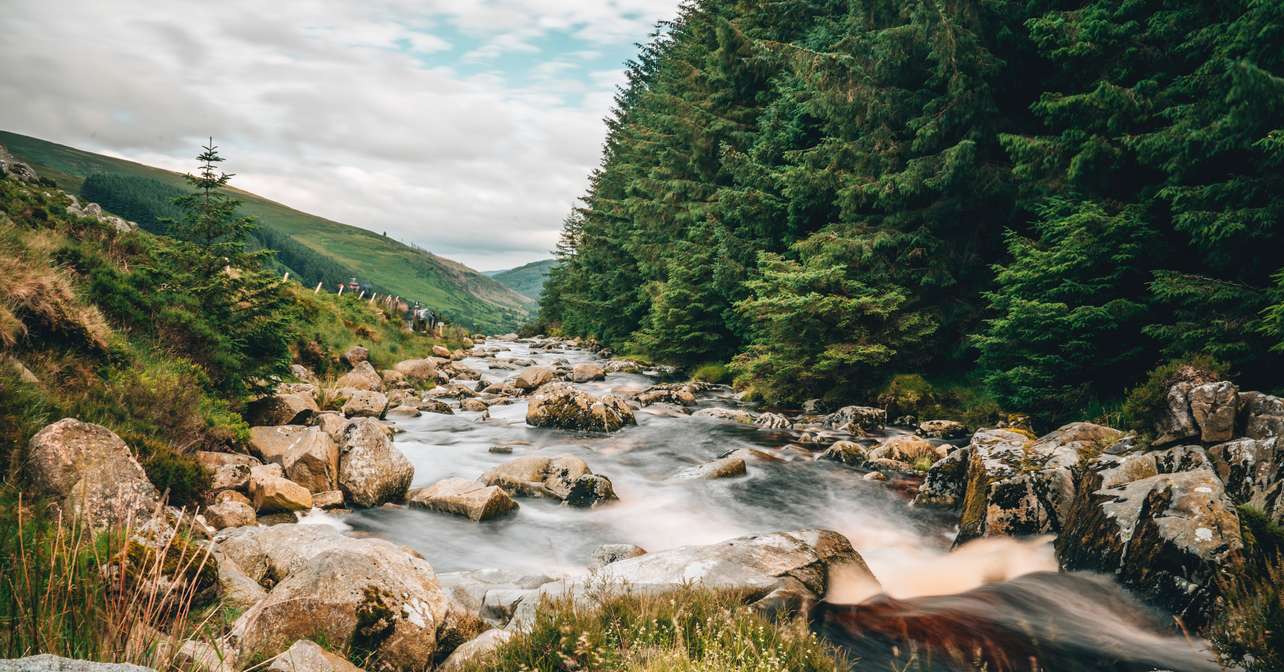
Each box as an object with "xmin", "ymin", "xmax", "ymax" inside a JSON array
[
  {"xmin": 0, "ymin": 130, "xmax": 532, "ymax": 333},
  {"xmin": 486, "ymin": 259, "xmax": 555, "ymax": 301}
]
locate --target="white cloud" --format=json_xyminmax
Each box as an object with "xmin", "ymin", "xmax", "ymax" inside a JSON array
[{"xmin": 0, "ymin": 0, "xmax": 678, "ymax": 270}]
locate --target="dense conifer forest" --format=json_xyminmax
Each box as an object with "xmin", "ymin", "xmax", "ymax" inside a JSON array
[{"xmin": 538, "ymin": 0, "xmax": 1284, "ymax": 426}]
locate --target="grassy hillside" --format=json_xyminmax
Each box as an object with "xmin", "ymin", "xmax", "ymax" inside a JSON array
[
  {"xmin": 0, "ymin": 130, "xmax": 531, "ymax": 333},
  {"xmin": 486, "ymin": 258, "xmax": 554, "ymax": 301}
]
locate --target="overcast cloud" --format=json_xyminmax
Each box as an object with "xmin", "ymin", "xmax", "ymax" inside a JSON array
[{"xmin": 0, "ymin": 0, "xmax": 679, "ymax": 270}]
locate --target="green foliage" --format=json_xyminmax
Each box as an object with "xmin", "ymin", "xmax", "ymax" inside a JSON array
[
  {"xmin": 1, "ymin": 130, "xmax": 530, "ymax": 332},
  {"xmin": 730, "ymin": 241, "xmax": 936, "ymax": 405},
  {"xmin": 1120, "ymin": 354, "xmax": 1228, "ymax": 433},
  {"xmin": 488, "ymin": 259, "xmax": 554, "ymax": 301},
  {"xmin": 975, "ymin": 199, "xmax": 1154, "ymax": 423},
  {"xmin": 1211, "ymin": 506, "xmax": 1284, "ymax": 671},
  {"xmin": 877, "ymin": 374, "xmax": 936, "ymax": 419},
  {"xmin": 79, "ymin": 173, "xmax": 184, "ymax": 235},
  {"xmin": 691, "ymin": 362, "xmax": 731, "ymax": 385},
  {"xmin": 539, "ymin": 0, "xmax": 1284, "ymax": 427},
  {"xmin": 454, "ymin": 585, "xmax": 843, "ymax": 672}
]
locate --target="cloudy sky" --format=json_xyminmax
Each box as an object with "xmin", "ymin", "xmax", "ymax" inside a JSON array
[{"xmin": 0, "ymin": 1, "xmax": 680, "ymax": 270}]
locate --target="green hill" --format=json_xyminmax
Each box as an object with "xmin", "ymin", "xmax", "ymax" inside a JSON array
[
  {"xmin": 486, "ymin": 258, "xmax": 555, "ymax": 301},
  {"xmin": 0, "ymin": 130, "xmax": 532, "ymax": 333}
]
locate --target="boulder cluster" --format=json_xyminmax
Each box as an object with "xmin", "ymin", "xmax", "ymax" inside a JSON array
[{"xmin": 914, "ymin": 378, "xmax": 1283, "ymax": 628}]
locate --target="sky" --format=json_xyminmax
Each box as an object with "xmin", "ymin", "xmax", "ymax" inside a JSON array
[{"xmin": 0, "ymin": 1, "xmax": 681, "ymax": 271}]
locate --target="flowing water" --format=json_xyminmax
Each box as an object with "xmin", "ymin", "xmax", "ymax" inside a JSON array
[{"xmin": 331, "ymin": 338, "xmax": 1221, "ymax": 671}]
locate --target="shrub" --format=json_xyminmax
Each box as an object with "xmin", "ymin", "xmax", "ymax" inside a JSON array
[
  {"xmin": 1120, "ymin": 354, "xmax": 1228, "ymax": 433},
  {"xmin": 691, "ymin": 363, "xmax": 731, "ymax": 384},
  {"xmin": 877, "ymin": 374, "xmax": 937, "ymax": 418},
  {"xmin": 1211, "ymin": 506, "xmax": 1284, "ymax": 671},
  {"xmin": 0, "ymin": 495, "xmax": 218, "ymax": 663},
  {"xmin": 454, "ymin": 585, "xmax": 844, "ymax": 672}
]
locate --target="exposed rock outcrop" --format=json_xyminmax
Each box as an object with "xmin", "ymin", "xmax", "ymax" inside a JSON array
[{"xmin": 26, "ymin": 419, "xmax": 160, "ymax": 529}]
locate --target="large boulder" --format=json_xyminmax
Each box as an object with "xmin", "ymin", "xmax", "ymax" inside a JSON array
[
  {"xmin": 635, "ymin": 384, "xmax": 697, "ymax": 407},
  {"xmin": 26, "ymin": 419, "xmax": 161, "ymax": 529},
  {"xmin": 408, "ymin": 478, "xmax": 519, "ymax": 522},
  {"xmin": 226, "ymin": 529, "xmax": 451, "ymax": 671},
  {"xmin": 512, "ymin": 366, "xmax": 555, "ymax": 392},
  {"xmin": 393, "ymin": 358, "xmax": 438, "ymax": 382},
  {"xmin": 526, "ymin": 383, "xmax": 635, "ymax": 432},
  {"xmin": 1208, "ymin": 436, "xmax": 1284, "ymax": 523},
  {"xmin": 1058, "ymin": 448, "xmax": 1242, "ymax": 629},
  {"xmin": 245, "ymin": 393, "xmax": 320, "ymax": 427},
  {"xmin": 335, "ymin": 361, "xmax": 383, "ymax": 392},
  {"xmin": 1239, "ymin": 391, "xmax": 1284, "ymax": 440},
  {"xmin": 956, "ymin": 423, "xmax": 1122, "ymax": 543},
  {"xmin": 248, "ymin": 426, "xmax": 339, "ymax": 493},
  {"xmin": 480, "ymin": 454, "xmax": 616, "ymax": 507},
  {"xmin": 570, "ymin": 362, "xmax": 605, "ymax": 383},
  {"xmin": 266, "ymin": 639, "xmax": 363, "ymax": 672},
  {"xmin": 824, "ymin": 406, "xmax": 887, "ymax": 433},
  {"xmin": 1189, "ymin": 381, "xmax": 1238, "ymax": 443},
  {"xmin": 339, "ymin": 419, "xmax": 414, "ymax": 507},
  {"xmin": 341, "ymin": 390, "xmax": 389, "ymax": 419},
  {"xmin": 205, "ymin": 499, "xmax": 257, "ymax": 530}
]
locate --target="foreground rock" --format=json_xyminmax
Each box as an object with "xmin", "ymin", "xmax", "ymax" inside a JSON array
[
  {"xmin": 266, "ymin": 639, "xmax": 363, "ymax": 672},
  {"xmin": 0, "ymin": 656, "xmax": 153, "ymax": 672},
  {"xmin": 526, "ymin": 383, "xmax": 636, "ymax": 432},
  {"xmin": 339, "ymin": 419, "xmax": 414, "ymax": 507},
  {"xmin": 408, "ymin": 478, "xmax": 519, "ymax": 521},
  {"xmin": 223, "ymin": 525, "xmax": 452, "ymax": 671},
  {"xmin": 509, "ymin": 529, "xmax": 872, "ymax": 629},
  {"xmin": 955, "ymin": 424, "xmax": 1122, "ymax": 543},
  {"xmin": 27, "ymin": 418, "xmax": 160, "ymax": 529},
  {"xmin": 1058, "ymin": 447, "xmax": 1242, "ymax": 628},
  {"xmin": 248, "ymin": 426, "xmax": 339, "ymax": 493},
  {"xmin": 481, "ymin": 454, "xmax": 616, "ymax": 507}
]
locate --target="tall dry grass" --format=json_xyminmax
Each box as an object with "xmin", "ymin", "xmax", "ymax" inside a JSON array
[{"xmin": 0, "ymin": 493, "xmax": 225, "ymax": 668}]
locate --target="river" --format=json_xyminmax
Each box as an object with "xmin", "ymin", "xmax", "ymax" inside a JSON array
[{"xmin": 331, "ymin": 338, "xmax": 1220, "ymax": 672}]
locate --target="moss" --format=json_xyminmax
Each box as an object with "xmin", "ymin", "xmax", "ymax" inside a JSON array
[
  {"xmin": 1121, "ymin": 354, "xmax": 1228, "ymax": 433},
  {"xmin": 877, "ymin": 373, "xmax": 936, "ymax": 416},
  {"xmin": 691, "ymin": 362, "xmax": 730, "ymax": 384}
]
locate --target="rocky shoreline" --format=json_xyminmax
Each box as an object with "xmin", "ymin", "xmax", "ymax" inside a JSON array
[{"xmin": 10, "ymin": 335, "xmax": 1264, "ymax": 670}]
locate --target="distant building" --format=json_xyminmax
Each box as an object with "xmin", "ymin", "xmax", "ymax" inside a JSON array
[{"xmin": 346, "ymin": 277, "xmax": 361, "ymax": 294}]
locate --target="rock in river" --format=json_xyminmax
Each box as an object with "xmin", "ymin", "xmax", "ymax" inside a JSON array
[
  {"xmin": 481, "ymin": 454, "xmax": 616, "ymax": 507},
  {"xmin": 408, "ymin": 478, "xmax": 519, "ymax": 522},
  {"xmin": 339, "ymin": 418, "xmax": 414, "ymax": 507},
  {"xmin": 526, "ymin": 382, "xmax": 636, "ymax": 432}
]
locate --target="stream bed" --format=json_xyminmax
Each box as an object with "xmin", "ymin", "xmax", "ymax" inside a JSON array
[{"xmin": 332, "ymin": 338, "xmax": 1220, "ymax": 671}]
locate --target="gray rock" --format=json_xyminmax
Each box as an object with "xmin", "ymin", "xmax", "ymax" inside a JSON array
[
  {"xmin": 246, "ymin": 393, "xmax": 320, "ymax": 427},
  {"xmin": 26, "ymin": 418, "xmax": 160, "ymax": 530},
  {"xmin": 438, "ymin": 629, "xmax": 511, "ymax": 672},
  {"xmin": 692, "ymin": 407, "xmax": 755, "ymax": 424},
  {"xmin": 340, "ymin": 389, "xmax": 389, "ymax": 419},
  {"xmin": 917, "ymin": 419, "xmax": 968, "ymax": 439},
  {"xmin": 408, "ymin": 478, "xmax": 518, "ymax": 522},
  {"xmin": 265, "ymin": 640, "xmax": 362, "ymax": 672},
  {"xmin": 335, "ymin": 361, "xmax": 383, "ymax": 392},
  {"xmin": 672, "ymin": 454, "xmax": 747, "ymax": 480},
  {"xmin": 341, "ymin": 346, "xmax": 369, "ymax": 367},
  {"xmin": 512, "ymin": 366, "xmax": 555, "ymax": 392},
  {"xmin": 248, "ymin": 426, "xmax": 339, "ymax": 493},
  {"xmin": 338, "ymin": 419, "xmax": 413, "ymax": 507},
  {"xmin": 1189, "ymin": 381, "xmax": 1237, "ymax": 443},
  {"xmin": 824, "ymin": 406, "xmax": 887, "ymax": 433},
  {"xmin": 526, "ymin": 383, "xmax": 635, "ymax": 432},
  {"xmin": 754, "ymin": 412, "xmax": 792, "ymax": 430},
  {"xmin": 0, "ymin": 655, "xmax": 153, "ymax": 672}
]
